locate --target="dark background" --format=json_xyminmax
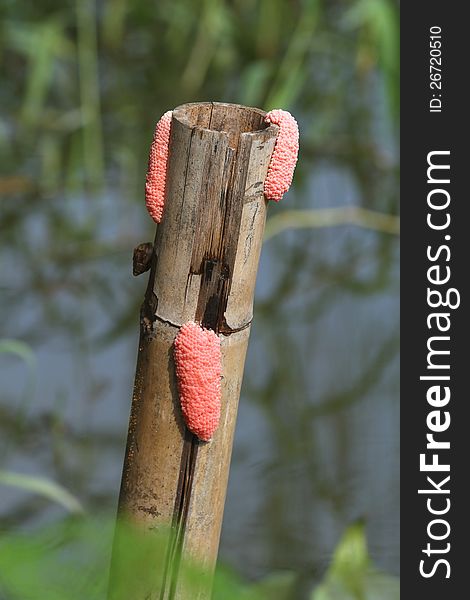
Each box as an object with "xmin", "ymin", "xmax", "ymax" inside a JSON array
[
  {"xmin": 401, "ymin": 3, "xmax": 466, "ymax": 598},
  {"xmin": 1, "ymin": 0, "xmax": 399, "ymax": 597}
]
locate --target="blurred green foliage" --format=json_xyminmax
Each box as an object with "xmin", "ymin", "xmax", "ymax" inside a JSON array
[
  {"xmin": 312, "ymin": 522, "xmax": 399, "ymax": 600},
  {"xmin": 0, "ymin": 0, "xmax": 399, "ymax": 194},
  {"xmin": 0, "ymin": 505, "xmax": 398, "ymax": 599}
]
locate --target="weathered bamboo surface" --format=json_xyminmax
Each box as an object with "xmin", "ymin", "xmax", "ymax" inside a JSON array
[{"xmin": 109, "ymin": 103, "xmax": 278, "ymax": 600}]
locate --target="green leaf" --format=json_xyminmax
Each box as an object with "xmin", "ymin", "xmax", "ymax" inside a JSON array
[
  {"xmin": 240, "ymin": 60, "xmax": 272, "ymax": 107},
  {"xmin": 5, "ymin": 19, "xmax": 72, "ymax": 127},
  {"xmin": 0, "ymin": 471, "xmax": 84, "ymax": 515},
  {"xmin": 0, "ymin": 339, "xmax": 35, "ymax": 371},
  {"xmin": 311, "ymin": 522, "xmax": 399, "ymax": 600},
  {"xmin": 0, "ymin": 517, "xmax": 108, "ymax": 600},
  {"xmin": 0, "ymin": 338, "xmax": 37, "ymax": 423},
  {"xmin": 343, "ymin": 0, "xmax": 400, "ymax": 118}
]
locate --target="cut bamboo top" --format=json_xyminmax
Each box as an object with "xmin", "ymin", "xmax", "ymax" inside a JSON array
[{"xmin": 151, "ymin": 102, "xmax": 280, "ymax": 332}]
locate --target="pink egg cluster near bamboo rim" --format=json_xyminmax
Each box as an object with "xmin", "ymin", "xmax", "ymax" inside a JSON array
[
  {"xmin": 263, "ymin": 109, "xmax": 299, "ymax": 202},
  {"xmin": 144, "ymin": 106, "xmax": 298, "ymax": 223},
  {"xmin": 145, "ymin": 110, "xmax": 172, "ymax": 223},
  {"xmin": 174, "ymin": 322, "xmax": 222, "ymax": 442}
]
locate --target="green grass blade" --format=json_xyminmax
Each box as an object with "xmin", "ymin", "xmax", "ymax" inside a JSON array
[{"xmin": 0, "ymin": 471, "xmax": 84, "ymax": 515}]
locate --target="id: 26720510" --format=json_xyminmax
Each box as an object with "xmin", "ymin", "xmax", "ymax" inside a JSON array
[{"xmin": 429, "ymin": 25, "xmax": 442, "ymax": 113}]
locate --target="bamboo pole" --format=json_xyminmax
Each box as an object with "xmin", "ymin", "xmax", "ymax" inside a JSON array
[{"xmin": 109, "ymin": 102, "xmax": 278, "ymax": 599}]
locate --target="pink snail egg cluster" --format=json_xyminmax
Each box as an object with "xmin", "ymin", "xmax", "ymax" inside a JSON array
[
  {"xmin": 263, "ymin": 109, "xmax": 299, "ymax": 202},
  {"xmin": 145, "ymin": 110, "xmax": 172, "ymax": 223},
  {"xmin": 144, "ymin": 107, "xmax": 298, "ymax": 221},
  {"xmin": 174, "ymin": 322, "xmax": 222, "ymax": 442}
]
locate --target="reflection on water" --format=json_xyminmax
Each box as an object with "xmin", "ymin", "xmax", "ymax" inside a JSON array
[{"xmin": 1, "ymin": 172, "xmax": 399, "ymax": 587}]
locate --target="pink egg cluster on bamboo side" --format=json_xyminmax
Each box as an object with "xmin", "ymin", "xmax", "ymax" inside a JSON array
[
  {"xmin": 263, "ymin": 109, "xmax": 299, "ymax": 202},
  {"xmin": 174, "ymin": 322, "xmax": 222, "ymax": 442},
  {"xmin": 145, "ymin": 110, "xmax": 172, "ymax": 223}
]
